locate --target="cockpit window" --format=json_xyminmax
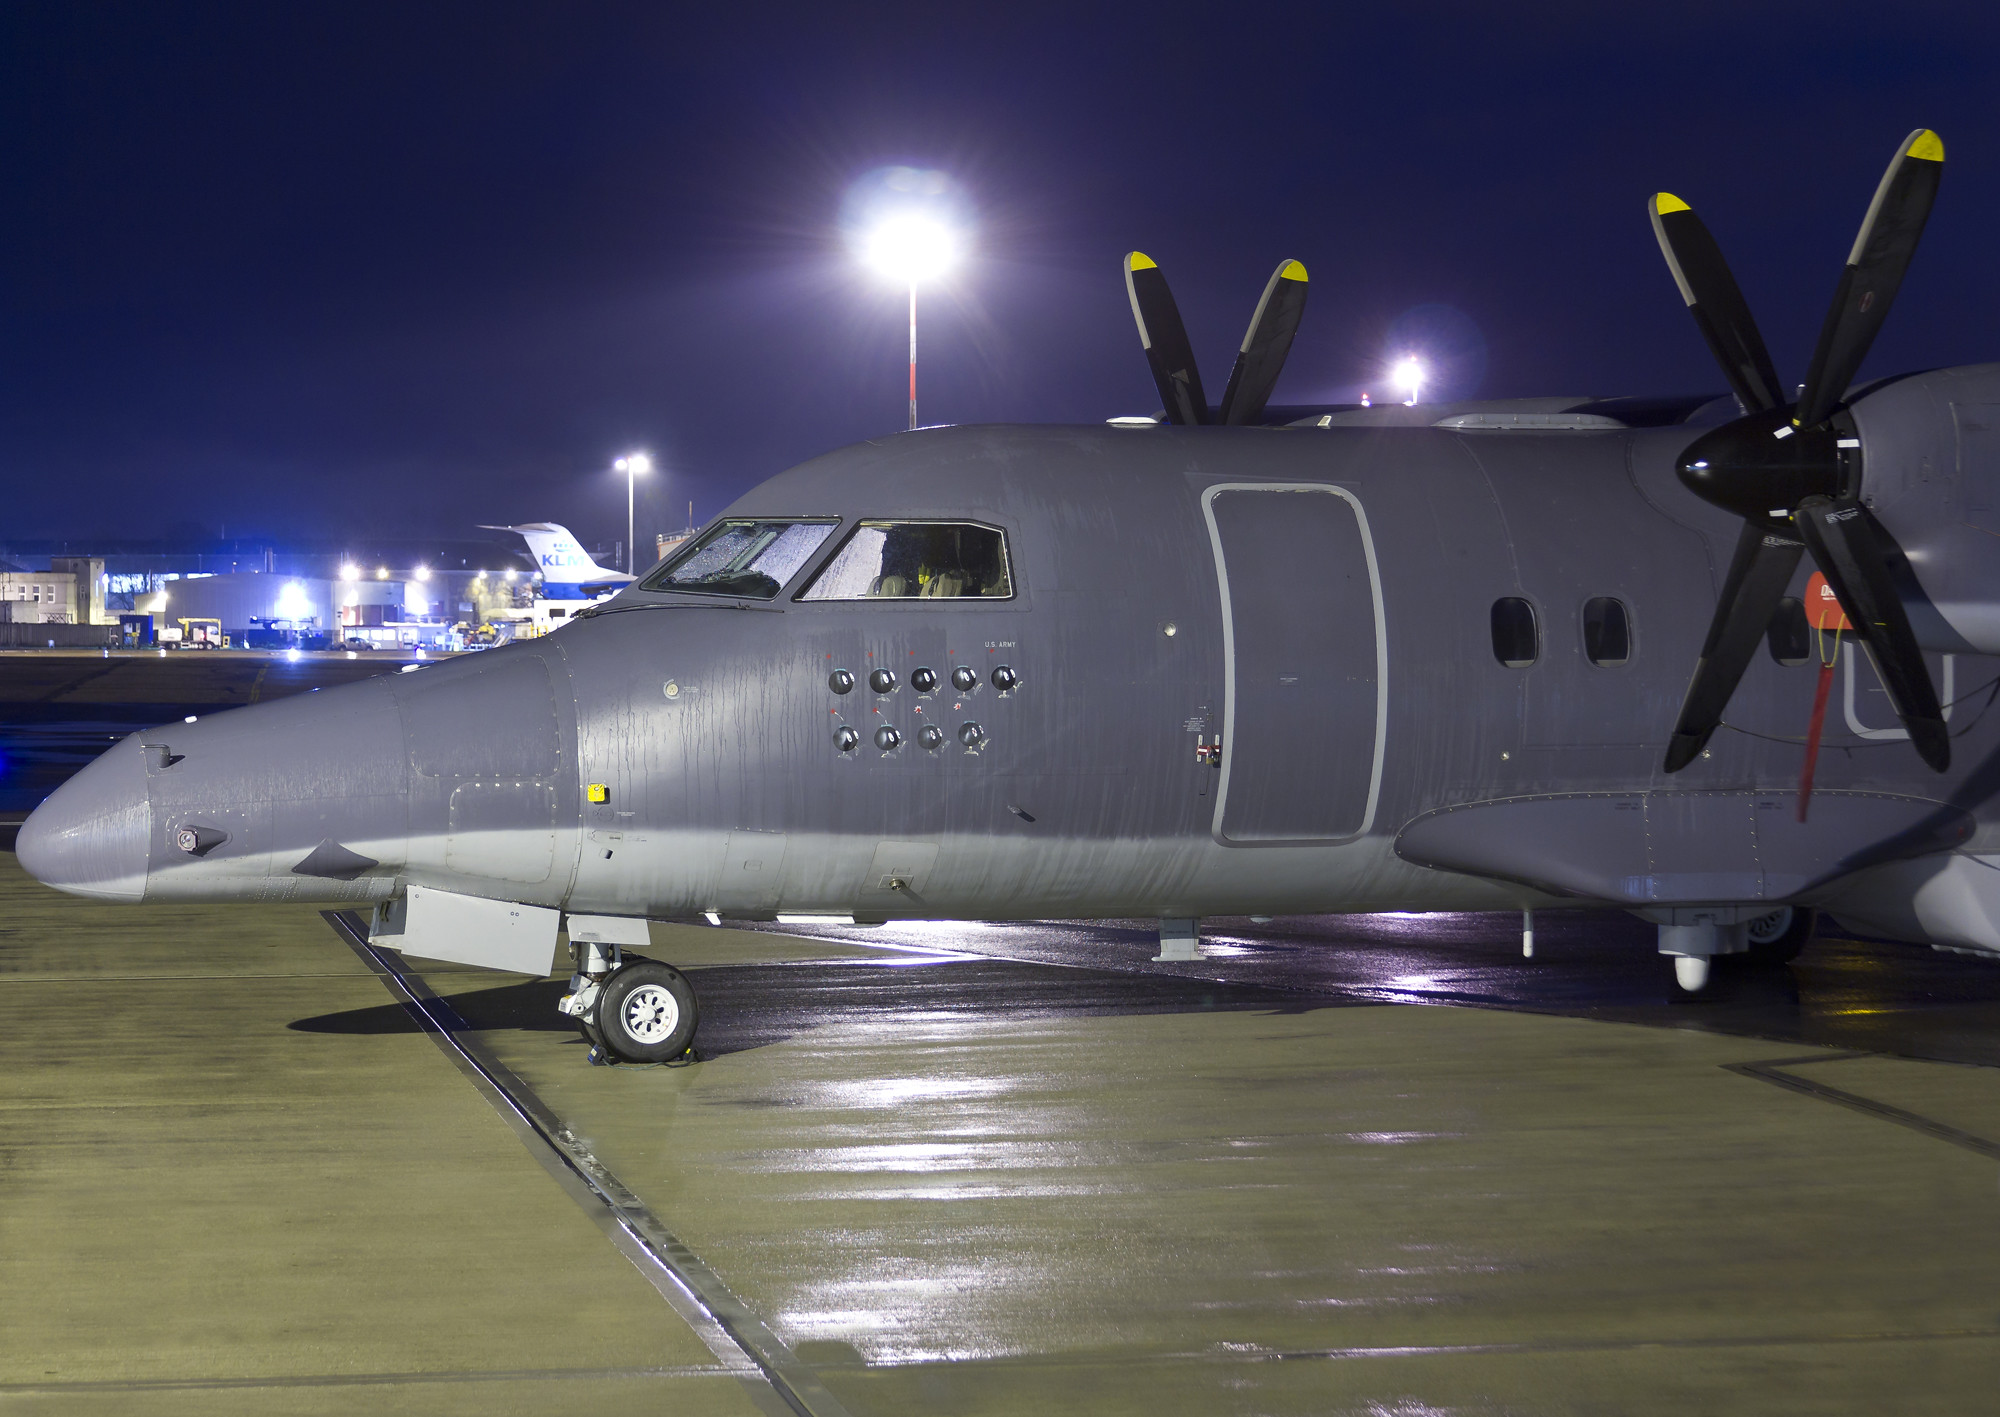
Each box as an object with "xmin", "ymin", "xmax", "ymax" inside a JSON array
[
  {"xmin": 641, "ymin": 519, "xmax": 837, "ymax": 598},
  {"xmin": 797, "ymin": 521, "xmax": 1013, "ymax": 601}
]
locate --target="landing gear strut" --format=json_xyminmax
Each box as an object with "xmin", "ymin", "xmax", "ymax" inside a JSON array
[{"xmin": 558, "ymin": 940, "xmax": 700, "ymax": 1064}]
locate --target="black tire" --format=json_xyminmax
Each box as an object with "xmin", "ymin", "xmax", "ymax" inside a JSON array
[
  {"xmin": 591, "ymin": 960, "xmax": 699, "ymax": 1063},
  {"xmin": 1743, "ymin": 906, "xmax": 1817, "ymax": 965}
]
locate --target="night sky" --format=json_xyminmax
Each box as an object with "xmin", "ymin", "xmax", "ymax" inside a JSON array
[{"xmin": 5, "ymin": 2, "xmax": 1998, "ymax": 552}]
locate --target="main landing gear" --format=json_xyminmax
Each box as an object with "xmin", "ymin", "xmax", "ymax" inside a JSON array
[{"xmin": 558, "ymin": 940, "xmax": 699, "ymax": 1064}]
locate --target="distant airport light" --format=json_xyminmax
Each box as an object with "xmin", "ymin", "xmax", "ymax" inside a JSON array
[
  {"xmin": 339, "ymin": 563, "xmax": 360, "ymax": 582},
  {"xmin": 615, "ymin": 452, "xmax": 652, "ymax": 575},
  {"xmin": 1391, "ymin": 357, "xmax": 1425, "ymax": 406},
  {"xmin": 275, "ymin": 581, "xmax": 314, "ymax": 620}
]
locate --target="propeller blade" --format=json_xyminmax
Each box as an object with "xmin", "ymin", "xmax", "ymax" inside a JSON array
[
  {"xmin": 1794, "ymin": 129, "xmax": 1945, "ymax": 428},
  {"xmin": 1123, "ymin": 252, "xmax": 1209, "ymax": 425},
  {"xmin": 1664, "ymin": 523, "xmax": 1805, "ymax": 772},
  {"xmin": 1218, "ymin": 259, "xmax": 1308, "ymax": 426},
  {"xmin": 1648, "ymin": 194, "xmax": 1785, "ymax": 414},
  {"xmin": 1793, "ymin": 494, "xmax": 1949, "ymax": 770}
]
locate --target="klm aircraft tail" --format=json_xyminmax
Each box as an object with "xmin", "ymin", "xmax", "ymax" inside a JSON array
[{"xmin": 480, "ymin": 524, "xmax": 636, "ymax": 599}]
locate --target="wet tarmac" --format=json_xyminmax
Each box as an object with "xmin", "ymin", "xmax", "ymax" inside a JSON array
[{"xmin": 8, "ymin": 853, "xmax": 2000, "ymax": 1413}]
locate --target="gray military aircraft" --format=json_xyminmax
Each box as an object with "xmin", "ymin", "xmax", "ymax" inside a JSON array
[{"xmin": 20, "ymin": 129, "xmax": 2000, "ymax": 1064}]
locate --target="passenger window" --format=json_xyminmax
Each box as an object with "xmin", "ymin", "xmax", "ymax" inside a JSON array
[
  {"xmin": 1491, "ymin": 597, "xmax": 1538, "ymax": 668},
  {"xmin": 1582, "ymin": 597, "xmax": 1631, "ymax": 666},
  {"xmin": 1767, "ymin": 597, "xmax": 1811, "ymax": 666},
  {"xmin": 798, "ymin": 521, "xmax": 1013, "ymax": 600},
  {"xmin": 641, "ymin": 519, "xmax": 837, "ymax": 599}
]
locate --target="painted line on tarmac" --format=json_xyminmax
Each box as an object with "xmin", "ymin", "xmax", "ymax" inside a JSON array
[
  {"xmin": 323, "ymin": 910, "xmax": 854, "ymax": 1417},
  {"xmin": 0, "ymin": 1365, "xmax": 737, "ymax": 1395},
  {"xmin": 1725, "ymin": 1051, "xmax": 2000, "ymax": 1160}
]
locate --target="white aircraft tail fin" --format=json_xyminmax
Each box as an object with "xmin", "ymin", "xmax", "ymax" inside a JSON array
[{"xmin": 479, "ymin": 523, "xmax": 635, "ymax": 595}]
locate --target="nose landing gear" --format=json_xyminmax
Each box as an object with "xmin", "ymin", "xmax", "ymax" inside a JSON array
[{"xmin": 558, "ymin": 940, "xmax": 700, "ymax": 1064}]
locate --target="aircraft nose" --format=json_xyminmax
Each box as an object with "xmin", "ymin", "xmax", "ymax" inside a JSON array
[{"xmin": 15, "ymin": 738, "xmax": 151, "ymax": 901}]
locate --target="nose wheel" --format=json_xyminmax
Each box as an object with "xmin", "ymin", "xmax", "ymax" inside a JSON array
[{"xmin": 559, "ymin": 946, "xmax": 699, "ymax": 1064}]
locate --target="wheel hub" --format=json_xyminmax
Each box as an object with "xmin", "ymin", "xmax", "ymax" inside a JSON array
[{"xmin": 620, "ymin": 982, "xmax": 680, "ymax": 1044}]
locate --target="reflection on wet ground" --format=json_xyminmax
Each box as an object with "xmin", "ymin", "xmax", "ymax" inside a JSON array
[
  {"xmin": 292, "ymin": 908, "xmax": 2000, "ymax": 1081},
  {"xmin": 16, "ymin": 854, "xmax": 2000, "ymax": 1412},
  {"xmin": 294, "ymin": 953, "xmax": 1359, "ymax": 1055},
  {"xmin": 406, "ymin": 911, "xmax": 2000, "ymax": 1411},
  {"xmin": 743, "ymin": 911, "xmax": 2000, "ymax": 1067}
]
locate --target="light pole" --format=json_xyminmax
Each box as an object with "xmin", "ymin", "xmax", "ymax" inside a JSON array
[
  {"xmin": 615, "ymin": 452, "xmax": 651, "ymax": 573},
  {"xmin": 862, "ymin": 214, "xmax": 958, "ymax": 431}
]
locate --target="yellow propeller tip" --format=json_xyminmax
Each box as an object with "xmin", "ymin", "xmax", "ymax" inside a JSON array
[
  {"xmin": 1278, "ymin": 259, "xmax": 1307, "ymax": 282},
  {"xmin": 1908, "ymin": 129, "xmax": 1944, "ymax": 163},
  {"xmin": 1125, "ymin": 252, "xmax": 1158, "ymax": 272},
  {"xmin": 1652, "ymin": 192, "xmax": 1691, "ymax": 215}
]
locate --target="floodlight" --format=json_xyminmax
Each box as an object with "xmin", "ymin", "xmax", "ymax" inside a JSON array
[
  {"xmin": 339, "ymin": 564, "xmax": 360, "ymax": 582},
  {"xmin": 414, "ymin": 566, "xmax": 430, "ymax": 582},
  {"xmin": 1391, "ymin": 357, "xmax": 1425, "ymax": 406},
  {"xmin": 862, "ymin": 214, "xmax": 958, "ymax": 284},
  {"xmin": 617, "ymin": 451, "xmax": 653, "ymax": 572}
]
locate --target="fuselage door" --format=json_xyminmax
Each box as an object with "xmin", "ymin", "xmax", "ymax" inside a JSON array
[{"xmin": 1203, "ymin": 483, "xmax": 1386, "ymax": 845}]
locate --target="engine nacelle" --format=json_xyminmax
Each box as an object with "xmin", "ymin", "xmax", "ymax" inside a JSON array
[{"xmin": 1853, "ymin": 362, "xmax": 2000, "ymax": 653}]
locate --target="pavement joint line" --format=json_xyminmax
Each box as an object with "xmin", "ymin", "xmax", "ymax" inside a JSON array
[
  {"xmin": 0, "ymin": 1365, "xmax": 737, "ymax": 1394},
  {"xmin": 321, "ymin": 910, "xmax": 853, "ymax": 1417},
  {"xmin": 0, "ymin": 972, "xmax": 392, "ymax": 983},
  {"xmin": 1723, "ymin": 1052, "xmax": 2000, "ymax": 1160}
]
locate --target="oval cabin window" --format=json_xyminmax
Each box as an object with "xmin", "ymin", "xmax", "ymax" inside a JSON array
[
  {"xmin": 1491, "ymin": 597, "xmax": 1538, "ymax": 668},
  {"xmin": 1767, "ymin": 597, "xmax": 1811, "ymax": 666},
  {"xmin": 1582, "ymin": 597, "xmax": 1631, "ymax": 666}
]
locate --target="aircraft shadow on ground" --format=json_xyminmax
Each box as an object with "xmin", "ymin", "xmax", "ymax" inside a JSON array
[{"xmin": 288, "ymin": 956, "xmax": 1354, "ymax": 1059}]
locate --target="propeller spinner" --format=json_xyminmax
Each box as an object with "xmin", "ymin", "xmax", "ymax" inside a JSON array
[
  {"xmin": 1123, "ymin": 253, "xmax": 1308, "ymax": 426},
  {"xmin": 1654, "ymin": 129, "xmax": 1949, "ymax": 774}
]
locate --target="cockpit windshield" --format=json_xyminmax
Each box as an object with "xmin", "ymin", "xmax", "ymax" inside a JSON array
[
  {"xmin": 641, "ymin": 519, "xmax": 837, "ymax": 599},
  {"xmin": 797, "ymin": 521, "xmax": 1012, "ymax": 600}
]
